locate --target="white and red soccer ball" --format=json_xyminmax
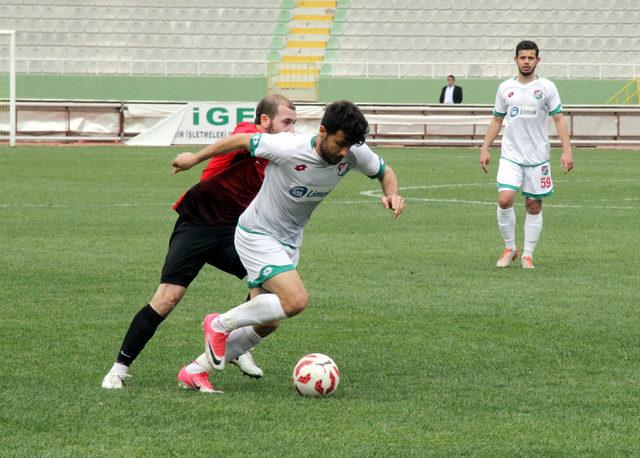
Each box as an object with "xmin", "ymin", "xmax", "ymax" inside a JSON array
[{"xmin": 292, "ymin": 353, "xmax": 340, "ymax": 397}]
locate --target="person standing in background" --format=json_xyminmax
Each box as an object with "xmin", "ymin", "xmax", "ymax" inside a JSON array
[{"xmin": 439, "ymin": 75, "xmax": 463, "ymax": 104}]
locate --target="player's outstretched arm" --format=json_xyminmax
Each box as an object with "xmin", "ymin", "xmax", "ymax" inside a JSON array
[
  {"xmin": 171, "ymin": 133, "xmax": 254, "ymax": 174},
  {"xmin": 378, "ymin": 165, "xmax": 405, "ymax": 219},
  {"xmin": 480, "ymin": 116, "xmax": 504, "ymax": 173},
  {"xmin": 553, "ymin": 113, "xmax": 574, "ymax": 173}
]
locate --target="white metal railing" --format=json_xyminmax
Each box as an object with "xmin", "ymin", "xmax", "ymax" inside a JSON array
[
  {"xmin": 3, "ymin": 101, "xmax": 640, "ymax": 147},
  {"xmin": 325, "ymin": 62, "xmax": 640, "ymax": 80},
  {"xmin": 16, "ymin": 58, "xmax": 270, "ymax": 77},
  {"xmin": 10, "ymin": 58, "xmax": 640, "ymax": 80}
]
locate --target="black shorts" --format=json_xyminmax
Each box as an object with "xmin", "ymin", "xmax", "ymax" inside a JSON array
[{"xmin": 160, "ymin": 216, "xmax": 246, "ymax": 287}]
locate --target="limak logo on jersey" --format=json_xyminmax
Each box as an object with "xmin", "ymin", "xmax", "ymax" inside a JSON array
[
  {"xmin": 288, "ymin": 186, "xmax": 331, "ymax": 199},
  {"xmin": 509, "ymin": 106, "xmax": 538, "ymax": 118}
]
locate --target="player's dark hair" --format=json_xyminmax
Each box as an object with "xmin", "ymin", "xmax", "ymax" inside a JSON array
[
  {"xmin": 515, "ymin": 40, "xmax": 539, "ymax": 57},
  {"xmin": 254, "ymin": 94, "xmax": 296, "ymax": 124},
  {"xmin": 321, "ymin": 100, "xmax": 369, "ymax": 146},
  {"xmin": 448, "ymin": 74, "xmax": 455, "ymax": 80}
]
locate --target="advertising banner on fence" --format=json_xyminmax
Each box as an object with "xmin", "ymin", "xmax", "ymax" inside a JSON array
[{"xmin": 127, "ymin": 102, "xmax": 257, "ymax": 146}]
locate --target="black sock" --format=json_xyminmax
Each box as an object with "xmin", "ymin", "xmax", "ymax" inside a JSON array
[{"xmin": 116, "ymin": 304, "xmax": 165, "ymax": 367}]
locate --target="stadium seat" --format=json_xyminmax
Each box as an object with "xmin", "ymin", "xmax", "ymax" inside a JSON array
[
  {"xmin": 400, "ymin": 63, "xmax": 431, "ymax": 78},
  {"xmin": 99, "ymin": 60, "xmax": 132, "ymax": 75},
  {"xmin": 602, "ymin": 64, "xmax": 634, "ymax": 79},
  {"xmin": 166, "ymin": 61, "xmax": 198, "ymax": 76},
  {"xmin": 199, "ymin": 61, "xmax": 236, "ymax": 76},
  {"xmin": 131, "ymin": 60, "xmax": 166, "ymax": 75},
  {"xmin": 28, "ymin": 58, "xmax": 62, "ymax": 74},
  {"xmin": 368, "ymin": 63, "xmax": 398, "ymax": 77}
]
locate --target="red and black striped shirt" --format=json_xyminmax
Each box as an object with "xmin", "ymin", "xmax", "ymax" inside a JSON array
[{"xmin": 173, "ymin": 122, "xmax": 268, "ymax": 227}]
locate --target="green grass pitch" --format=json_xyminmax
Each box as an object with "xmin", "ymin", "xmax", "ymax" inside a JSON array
[{"xmin": 1, "ymin": 145, "xmax": 638, "ymax": 455}]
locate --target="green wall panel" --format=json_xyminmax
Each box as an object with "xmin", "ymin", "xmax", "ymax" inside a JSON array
[
  {"xmin": 15, "ymin": 74, "xmax": 630, "ymax": 105},
  {"xmin": 17, "ymin": 75, "xmax": 268, "ymax": 102},
  {"xmin": 317, "ymin": 78, "xmax": 629, "ymax": 105}
]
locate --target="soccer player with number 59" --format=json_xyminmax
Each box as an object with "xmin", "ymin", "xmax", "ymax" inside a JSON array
[{"xmin": 480, "ymin": 40, "xmax": 574, "ymax": 269}]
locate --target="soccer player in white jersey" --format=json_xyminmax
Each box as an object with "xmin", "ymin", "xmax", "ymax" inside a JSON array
[
  {"xmin": 171, "ymin": 100, "xmax": 405, "ymax": 388},
  {"xmin": 480, "ymin": 40, "xmax": 574, "ymax": 269}
]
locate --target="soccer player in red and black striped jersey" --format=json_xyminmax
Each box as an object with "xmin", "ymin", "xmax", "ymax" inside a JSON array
[{"xmin": 102, "ymin": 95, "xmax": 297, "ymax": 391}]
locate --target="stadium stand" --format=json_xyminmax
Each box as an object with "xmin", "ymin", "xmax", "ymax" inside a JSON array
[
  {"xmin": 338, "ymin": 1, "xmax": 640, "ymax": 78},
  {"xmin": 0, "ymin": 2, "xmax": 282, "ymax": 75},
  {"xmin": 1, "ymin": 0, "xmax": 639, "ymax": 79}
]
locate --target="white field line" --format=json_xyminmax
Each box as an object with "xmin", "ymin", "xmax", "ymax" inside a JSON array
[
  {"xmin": 0, "ymin": 202, "xmax": 168, "ymax": 209},
  {"xmin": 349, "ymin": 180, "xmax": 639, "ymax": 210},
  {"xmin": 1, "ymin": 180, "xmax": 637, "ymax": 210}
]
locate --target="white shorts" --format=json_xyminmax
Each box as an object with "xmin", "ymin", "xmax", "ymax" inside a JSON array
[
  {"xmin": 235, "ymin": 225, "xmax": 299, "ymax": 288},
  {"xmin": 496, "ymin": 158, "xmax": 554, "ymax": 199}
]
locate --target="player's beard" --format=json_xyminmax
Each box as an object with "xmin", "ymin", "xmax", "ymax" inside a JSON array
[
  {"xmin": 518, "ymin": 63, "xmax": 536, "ymax": 76},
  {"xmin": 318, "ymin": 137, "xmax": 341, "ymax": 165}
]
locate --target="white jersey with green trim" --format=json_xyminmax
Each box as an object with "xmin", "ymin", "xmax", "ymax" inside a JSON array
[
  {"xmin": 493, "ymin": 76, "xmax": 562, "ymax": 166},
  {"xmin": 239, "ymin": 132, "xmax": 385, "ymax": 248}
]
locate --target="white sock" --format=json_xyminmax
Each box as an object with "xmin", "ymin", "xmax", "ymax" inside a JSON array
[
  {"xmin": 214, "ymin": 294, "xmax": 286, "ymax": 333},
  {"xmin": 187, "ymin": 328, "xmax": 263, "ymax": 374},
  {"xmin": 523, "ymin": 212, "xmax": 543, "ymax": 258},
  {"xmin": 225, "ymin": 326, "xmax": 263, "ymax": 362},
  {"xmin": 497, "ymin": 206, "xmax": 516, "ymax": 250},
  {"xmin": 109, "ymin": 362, "xmax": 129, "ymax": 376},
  {"xmin": 185, "ymin": 356, "xmax": 210, "ymax": 374}
]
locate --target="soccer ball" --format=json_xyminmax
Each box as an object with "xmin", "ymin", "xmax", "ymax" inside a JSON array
[{"xmin": 292, "ymin": 353, "xmax": 340, "ymax": 397}]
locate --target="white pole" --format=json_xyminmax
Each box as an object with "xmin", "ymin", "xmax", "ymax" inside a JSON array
[{"xmin": 9, "ymin": 30, "xmax": 16, "ymax": 146}]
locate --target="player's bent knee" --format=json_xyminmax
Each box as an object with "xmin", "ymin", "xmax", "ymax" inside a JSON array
[
  {"xmin": 254, "ymin": 320, "xmax": 279, "ymax": 337},
  {"xmin": 161, "ymin": 291, "xmax": 184, "ymax": 308},
  {"xmin": 151, "ymin": 284, "xmax": 186, "ymax": 316},
  {"xmin": 280, "ymin": 291, "xmax": 308, "ymax": 317}
]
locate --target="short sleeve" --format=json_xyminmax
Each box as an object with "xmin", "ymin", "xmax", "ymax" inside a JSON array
[
  {"xmin": 249, "ymin": 132, "xmax": 300, "ymax": 164},
  {"xmin": 349, "ymin": 143, "xmax": 386, "ymax": 179},
  {"xmin": 493, "ymin": 85, "xmax": 507, "ymax": 117},
  {"xmin": 546, "ymin": 81, "xmax": 562, "ymax": 116}
]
